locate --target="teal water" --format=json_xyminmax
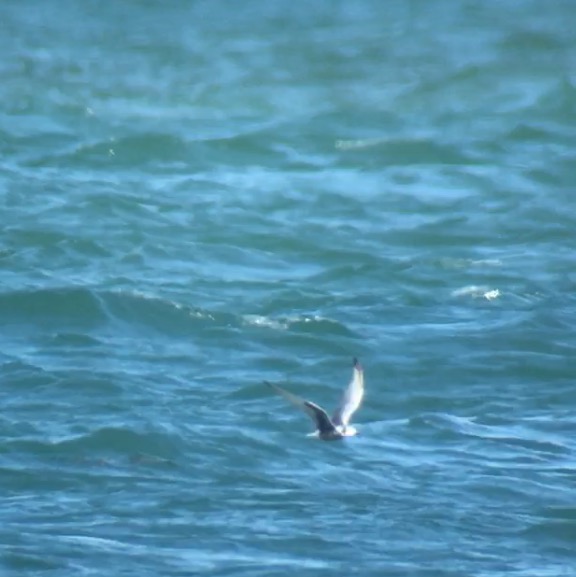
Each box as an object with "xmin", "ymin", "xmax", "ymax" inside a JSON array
[{"xmin": 2, "ymin": 1, "xmax": 576, "ymax": 575}]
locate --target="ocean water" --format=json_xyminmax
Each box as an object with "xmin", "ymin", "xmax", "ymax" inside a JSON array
[{"xmin": 1, "ymin": 0, "xmax": 576, "ymax": 575}]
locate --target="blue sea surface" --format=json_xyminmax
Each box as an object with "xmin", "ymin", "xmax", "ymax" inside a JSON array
[{"xmin": 1, "ymin": 1, "xmax": 576, "ymax": 575}]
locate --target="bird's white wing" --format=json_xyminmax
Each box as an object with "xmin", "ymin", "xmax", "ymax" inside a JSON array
[
  {"xmin": 332, "ymin": 358, "xmax": 364, "ymax": 427},
  {"xmin": 265, "ymin": 381, "xmax": 335, "ymax": 434}
]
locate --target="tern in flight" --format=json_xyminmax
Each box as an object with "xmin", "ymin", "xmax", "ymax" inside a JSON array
[{"xmin": 265, "ymin": 358, "xmax": 365, "ymax": 440}]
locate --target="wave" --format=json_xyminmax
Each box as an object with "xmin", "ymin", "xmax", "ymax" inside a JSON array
[{"xmin": 0, "ymin": 286, "xmax": 108, "ymax": 331}]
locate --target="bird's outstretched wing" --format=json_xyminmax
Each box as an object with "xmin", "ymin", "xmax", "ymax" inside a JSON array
[
  {"xmin": 332, "ymin": 358, "xmax": 364, "ymax": 427},
  {"xmin": 265, "ymin": 381, "xmax": 336, "ymax": 434}
]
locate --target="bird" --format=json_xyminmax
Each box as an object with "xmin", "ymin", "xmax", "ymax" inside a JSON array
[{"xmin": 265, "ymin": 358, "xmax": 365, "ymax": 440}]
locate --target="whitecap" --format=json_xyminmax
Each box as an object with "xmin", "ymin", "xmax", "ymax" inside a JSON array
[
  {"xmin": 242, "ymin": 314, "xmax": 287, "ymax": 330},
  {"xmin": 452, "ymin": 285, "xmax": 501, "ymax": 300}
]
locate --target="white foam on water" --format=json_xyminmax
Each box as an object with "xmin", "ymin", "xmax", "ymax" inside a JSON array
[{"xmin": 452, "ymin": 285, "xmax": 501, "ymax": 300}]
